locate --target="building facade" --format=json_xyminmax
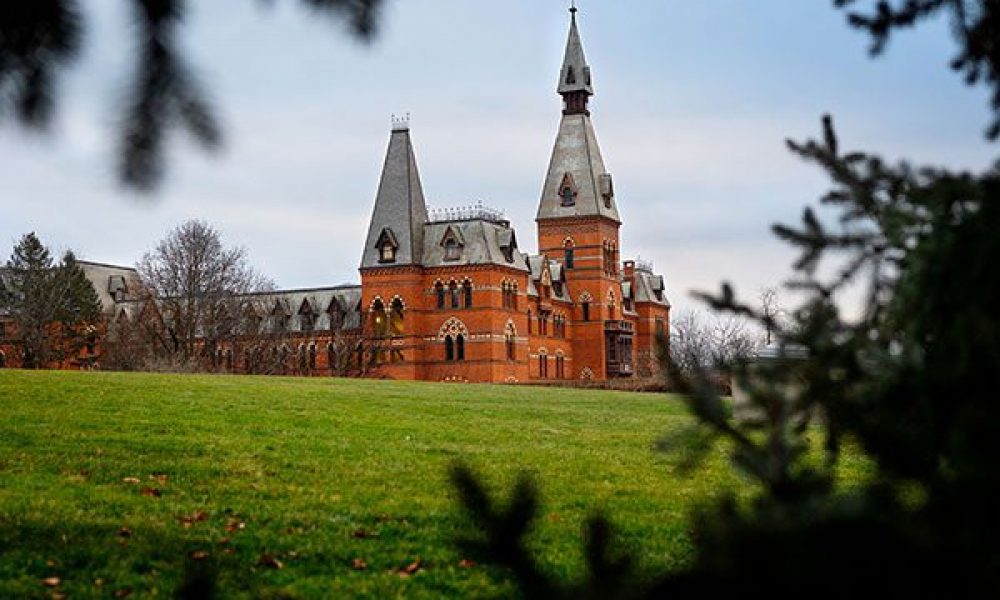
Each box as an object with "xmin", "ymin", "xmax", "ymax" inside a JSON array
[
  {"xmin": 0, "ymin": 9, "xmax": 670, "ymax": 382},
  {"xmin": 355, "ymin": 8, "xmax": 670, "ymax": 383}
]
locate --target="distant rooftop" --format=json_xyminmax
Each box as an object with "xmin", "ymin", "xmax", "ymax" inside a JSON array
[{"xmin": 427, "ymin": 200, "xmax": 507, "ymax": 225}]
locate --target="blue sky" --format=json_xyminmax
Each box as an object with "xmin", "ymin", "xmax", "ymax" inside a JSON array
[{"xmin": 1, "ymin": 0, "xmax": 995, "ymax": 315}]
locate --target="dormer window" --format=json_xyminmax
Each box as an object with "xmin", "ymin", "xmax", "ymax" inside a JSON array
[
  {"xmin": 558, "ymin": 173, "xmax": 577, "ymax": 207},
  {"xmin": 375, "ymin": 228, "xmax": 399, "ymax": 264},
  {"xmin": 440, "ymin": 226, "xmax": 464, "ymax": 262},
  {"xmin": 599, "ymin": 173, "xmax": 614, "ymax": 209},
  {"xmin": 565, "ymin": 65, "xmax": 576, "ymax": 85}
]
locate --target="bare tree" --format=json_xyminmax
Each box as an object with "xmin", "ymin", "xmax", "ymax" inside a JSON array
[
  {"xmin": 136, "ymin": 220, "xmax": 272, "ymax": 365},
  {"xmin": 669, "ymin": 309, "xmax": 756, "ymax": 391},
  {"xmin": 758, "ymin": 287, "xmax": 784, "ymax": 345}
]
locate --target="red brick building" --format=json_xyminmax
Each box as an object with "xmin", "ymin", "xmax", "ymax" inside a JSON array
[
  {"xmin": 1, "ymin": 9, "xmax": 670, "ymax": 382},
  {"xmin": 355, "ymin": 8, "xmax": 670, "ymax": 383}
]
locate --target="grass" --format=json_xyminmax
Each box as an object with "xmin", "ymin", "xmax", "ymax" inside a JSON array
[{"xmin": 0, "ymin": 370, "xmax": 871, "ymax": 598}]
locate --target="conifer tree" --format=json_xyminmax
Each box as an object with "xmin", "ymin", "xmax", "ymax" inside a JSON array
[
  {"xmin": 448, "ymin": 2, "xmax": 1000, "ymax": 597},
  {"xmin": 3, "ymin": 232, "xmax": 60, "ymax": 368},
  {"xmin": 56, "ymin": 250, "xmax": 103, "ymax": 361}
]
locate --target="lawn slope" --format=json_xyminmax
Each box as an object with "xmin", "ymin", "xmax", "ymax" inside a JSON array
[{"xmin": 1, "ymin": 371, "xmax": 761, "ymax": 598}]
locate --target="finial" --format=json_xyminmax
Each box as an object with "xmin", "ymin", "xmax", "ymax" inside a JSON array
[
  {"xmin": 391, "ymin": 112, "xmax": 410, "ymax": 132},
  {"xmin": 569, "ymin": 1, "xmax": 577, "ymax": 15}
]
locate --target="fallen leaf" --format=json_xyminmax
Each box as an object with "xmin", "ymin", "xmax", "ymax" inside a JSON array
[
  {"xmin": 41, "ymin": 577, "xmax": 61, "ymax": 587},
  {"xmin": 222, "ymin": 547, "xmax": 236, "ymax": 555},
  {"xmin": 225, "ymin": 518, "xmax": 246, "ymax": 533},
  {"xmin": 401, "ymin": 558, "xmax": 424, "ymax": 575},
  {"xmin": 118, "ymin": 527, "xmax": 132, "ymax": 538},
  {"xmin": 51, "ymin": 592, "xmax": 67, "ymax": 600},
  {"xmin": 217, "ymin": 537, "xmax": 231, "ymax": 546},
  {"xmin": 257, "ymin": 554, "xmax": 284, "ymax": 570},
  {"xmin": 180, "ymin": 510, "xmax": 208, "ymax": 528},
  {"xmin": 458, "ymin": 559, "xmax": 476, "ymax": 569},
  {"xmin": 189, "ymin": 550, "xmax": 209, "ymax": 561},
  {"xmin": 352, "ymin": 528, "xmax": 378, "ymax": 539},
  {"xmin": 122, "ymin": 477, "xmax": 140, "ymax": 484},
  {"xmin": 150, "ymin": 472, "xmax": 168, "ymax": 484},
  {"xmin": 45, "ymin": 559, "xmax": 56, "ymax": 567},
  {"xmin": 139, "ymin": 487, "xmax": 161, "ymax": 498},
  {"xmin": 351, "ymin": 558, "xmax": 368, "ymax": 571},
  {"xmin": 114, "ymin": 588, "xmax": 132, "ymax": 598}
]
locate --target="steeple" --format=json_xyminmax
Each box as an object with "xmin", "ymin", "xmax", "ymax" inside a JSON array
[
  {"xmin": 361, "ymin": 117, "xmax": 429, "ymax": 269},
  {"xmin": 537, "ymin": 8, "xmax": 620, "ymax": 223},
  {"xmin": 558, "ymin": 5, "xmax": 593, "ymax": 115}
]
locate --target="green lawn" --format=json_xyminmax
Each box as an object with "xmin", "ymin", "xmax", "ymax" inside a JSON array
[{"xmin": 0, "ymin": 370, "xmax": 870, "ymax": 598}]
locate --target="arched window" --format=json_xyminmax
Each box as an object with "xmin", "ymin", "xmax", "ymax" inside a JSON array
[
  {"xmin": 510, "ymin": 282, "xmax": 518, "ymax": 310},
  {"xmin": 463, "ymin": 280, "xmax": 473, "ymax": 308},
  {"xmin": 435, "ymin": 282, "xmax": 445, "ymax": 309},
  {"xmin": 582, "ymin": 302, "xmax": 590, "ymax": 321},
  {"xmin": 564, "ymin": 240, "xmax": 575, "ymax": 269},
  {"xmin": 390, "ymin": 298, "xmax": 405, "ymax": 335},
  {"xmin": 527, "ymin": 309, "xmax": 533, "ymax": 334},
  {"xmin": 456, "ymin": 335, "xmax": 465, "ymax": 361},
  {"xmin": 538, "ymin": 352, "xmax": 548, "ymax": 378},
  {"xmin": 298, "ymin": 344, "xmax": 307, "ymax": 370},
  {"xmin": 445, "ymin": 335, "xmax": 455, "ymax": 361},
  {"xmin": 505, "ymin": 322, "xmax": 516, "ymax": 361},
  {"xmin": 607, "ymin": 291, "xmax": 617, "ymax": 320},
  {"xmin": 449, "ymin": 281, "xmax": 460, "ymax": 309},
  {"xmin": 370, "ymin": 298, "xmax": 389, "ymax": 337},
  {"xmin": 327, "ymin": 342, "xmax": 336, "ymax": 371},
  {"xmin": 308, "ymin": 344, "xmax": 317, "ymax": 370},
  {"xmin": 556, "ymin": 352, "xmax": 565, "ymax": 379}
]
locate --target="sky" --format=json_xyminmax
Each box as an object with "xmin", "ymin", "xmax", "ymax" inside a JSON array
[{"xmin": 1, "ymin": 0, "xmax": 996, "ymax": 316}]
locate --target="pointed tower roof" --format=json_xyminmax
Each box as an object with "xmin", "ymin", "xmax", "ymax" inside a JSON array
[
  {"xmin": 360, "ymin": 118, "xmax": 429, "ymax": 269},
  {"xmin": 557, "ymin": 6, "xmax": 593, "ymax": 96},
  {"xmin": 537, "ymin": 8, "xmax": 620, "ymax": 223}
]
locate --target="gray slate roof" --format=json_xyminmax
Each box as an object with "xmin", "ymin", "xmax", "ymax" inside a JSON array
[
  {"xmin": 525, "ymin": 255, "xmax": 572, "ymax": 302},
  {"xmin": 78, "ymin": 261, "xmax": 142, "ymax": 313},
  {"xmin": 420, "ymin": 220, "xmax": 528, "ymax": 270},
  {"xmin": 557, "ymin": 10, "xmax": 593, "ymax": 96},
  {"xmin": 361, "ymin": 124, "xmax": 429, "ymax": 269},
  {"xmin": 247, "ymin": 286, "xmax": 362, "ymax": 333},
  {"xmin": 632, "ymin": 267, "xmax": 670, "ymax": 307},
  {"xmin": 537, "ymin": 113, "xmax": 620, "ymax": 223}
]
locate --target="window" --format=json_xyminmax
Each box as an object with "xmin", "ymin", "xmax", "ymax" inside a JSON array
[
  {"xmin": 390, "ymin": 298, "xmax": 405, "ymax": 335},
  {"xmin": 505, "ymin": 323, "xmax": 516, "ymax": 361},
  {"xmin": 565, "ymin": 247, "xmax": 574, "ymax": 269},
  {"xmin": 463, "ymin": 280, "xmax": 473, "ymax": 308},
  {"xmin": 539, "ymin": 311, "xmax": 548, "ymax": 336},
  {"xmin": 449, "ymin": 281, "xmax": 460, "ymax": 308},
  {"xmin": 558, "ymin": 173, "xmax": 576, "ymax": 207},
  {"xmin": 298, "ymin": 345, "xmax": 307, "ymax": 370},
  {"xmin": 539, "ymin": 354, "xmax": 548, "ymax": 378},
  {"xmin": 300, "ymin": 311, "xmax": 315, "ymax": 332},
  {"xmin": 655, "ymin": 318, "xmax": 666, "ymax": 338},
  {"xmin": 444, "ymin": 238, "xmax": 461, "ymax": 261},
  {"xmin": 445, "ymin": 335, "xmax": 465, "ymax": 362},
  {"xmin": 560, "ymin": 187, "xmax": 575, "ymax": 206},
  {"xmin": 527, "ymin": 310, "xmax": 533, "ymax": 334},
  {"xmin": 371, "ymin": 299, "xmax": 388, "ymax": 337},
  {"xmin": 308, "ymin": 344, "xmax": 316, "ymax": 370},
  {"xmin": 376, "ymin": 227, "xmax": 399, "ymax": 264},
  {"xmin": 556, "ymin": 355, "xmax": 565, "ymax": 379},
  {"xmin": 435, "ymin": 282, "xmax": 445, "ymax": 309},
  {"xmin": 582, "ymin": 302, "xmax": 590, "ymax": 322},
  {"xmin": 608, "ymin": 292, "xmax": 617, "ymax": 320},
  {"xmin": 327, "ymin": 342, "xmax": 336, "ymax": 371}
]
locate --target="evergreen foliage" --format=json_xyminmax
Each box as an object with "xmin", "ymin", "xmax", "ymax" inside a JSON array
[
  {"xmin": 0, "ymin": 0, "xmax": 384, "ymax": 190},
  {"xmin": 449, "ymin": 2, "xmax": 1000, "ymax": 596},
  {"xmin": 1, "ymin": 235, "xmax": 105, "ymax": 368}
]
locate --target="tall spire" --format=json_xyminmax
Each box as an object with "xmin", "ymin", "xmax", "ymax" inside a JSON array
[
  {"xmin": 360, "ymin": 118, "xmax": 429, "ymax": 269},
  {"xmin": 537, "ymin": 7, "xmax": 620, "ymax": 224},
  {"xmin": 558, "ymin": 5, "xmax": 593, "ymax": 115}
]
